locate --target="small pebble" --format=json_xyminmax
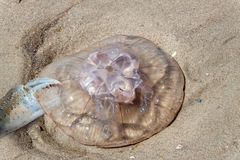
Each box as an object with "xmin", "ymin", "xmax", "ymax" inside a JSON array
[
  {"xmin": 129, "ymin": 155, "xmax": 135, "ymax": 159},
  {"xmin": 171, "ymin": 51, "xmax": 177, "ymax": 57},
  {"xmin": 176, "ymin": 144, "xmax": 183, "ymax": 150},
  {"xmin": 195, "ymin": 98, "xmax": 203, "ymax": 103}
]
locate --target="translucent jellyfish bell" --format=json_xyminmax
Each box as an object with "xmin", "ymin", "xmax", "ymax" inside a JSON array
[{"xmin": 37, "ymin": 35, "xmax": 185, "ymax": 147}]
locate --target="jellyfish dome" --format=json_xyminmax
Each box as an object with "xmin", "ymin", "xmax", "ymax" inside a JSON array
[{"xmin": 37, "ymin": 35, "xmax": 185, "ymax": 147}]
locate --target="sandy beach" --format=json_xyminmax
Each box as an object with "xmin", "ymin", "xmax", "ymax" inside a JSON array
[{"xmin": 0, "ymin": 0, "xmax": 240, "ymax": 159}]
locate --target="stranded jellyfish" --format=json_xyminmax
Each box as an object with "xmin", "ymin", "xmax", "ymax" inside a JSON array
[{"xmin": 37, "ymin": 35, "xmax": 185, "ymax": 147}]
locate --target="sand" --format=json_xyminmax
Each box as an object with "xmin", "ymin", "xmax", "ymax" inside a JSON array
[{"xmin": 0, "ymin": 0, "xmax": 240, "ymax": 159}]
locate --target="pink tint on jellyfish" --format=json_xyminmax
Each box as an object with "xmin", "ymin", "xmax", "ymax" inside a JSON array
[{"xmin": 79, "ymin": 49, "xmax": 143, "ymax": 104}]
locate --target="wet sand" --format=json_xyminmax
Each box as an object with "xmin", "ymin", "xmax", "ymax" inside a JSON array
[{"xmin": 0, "ymin": 0, "xmax": 240, "ymax": 159}]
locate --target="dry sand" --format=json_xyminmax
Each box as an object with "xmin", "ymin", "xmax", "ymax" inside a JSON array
[{"xmin": 0, "ymin": 0, "xmax": 240, "ymax": 159}]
